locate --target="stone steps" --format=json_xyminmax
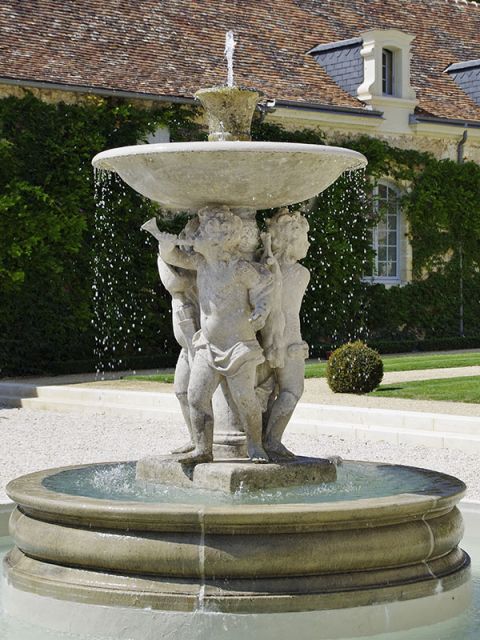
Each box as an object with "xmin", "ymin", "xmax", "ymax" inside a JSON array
[
  {"xmin": 1, "ymin": 382, "xmax": 480, "ymax": 453},
  {"xmin": 292, "ymin": 418, "xmax": 480, "ymax": 453},
  {"xmin": 0, "ymin": 383, "xmax": 179, "ymax": 414}
]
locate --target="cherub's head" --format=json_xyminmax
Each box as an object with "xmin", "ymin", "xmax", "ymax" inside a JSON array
[
  {"xmin": 195, "ymin": 206, "xmax": 242, "ymax": 258},
  {"xmin": 267, "ymin": 208, "xmax": 310, "ymax": 262},
  {"xmin": 238, "ymin": 219, "xmax": 260, "ymax": 259},
  {"xmin": 180, "ymin": 216, "xmax": 199, "ymax": 240},
  {"xmin": 178, "ymin": 216, "xmax": 200, "ymax": 253}
]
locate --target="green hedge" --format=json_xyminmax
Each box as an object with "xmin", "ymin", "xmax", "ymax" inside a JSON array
[
  {"xmin": 0, "ymin": 93, "xmax": 199, "ymax": 376},
  {"xmin": 1, "ymin": 93, "xmax": 479, "ymax": 376}
]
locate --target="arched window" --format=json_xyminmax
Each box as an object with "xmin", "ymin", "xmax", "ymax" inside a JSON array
[{"xmin": 370, "ymin": 182, "xmax": 402, "ymax": 282}]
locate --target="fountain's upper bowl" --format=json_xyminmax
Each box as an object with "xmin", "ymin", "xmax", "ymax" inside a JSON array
[{"xmin": 92, "ymin": 141, "xmax": 367, "ymax": 212}]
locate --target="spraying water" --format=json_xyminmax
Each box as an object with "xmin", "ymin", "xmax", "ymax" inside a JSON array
[
  {"xmin": 224, "ymin": 30, "xmax": 236, "ymax": 87},
  {"xmin": 302, "ymin": 167, "xmax": 371, "ymax": 352},
  {"xmin": 92, "ymin": 169, "xmax": 153, "ymax": 377}
]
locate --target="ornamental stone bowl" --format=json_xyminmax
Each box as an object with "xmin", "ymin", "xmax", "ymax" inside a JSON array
[
  {"xmin": 92, "ymin": 141, "xmax": 367, "ymax": 212},
  {"xmin": 4, "ymin": 460, "xmax": 470, "ymax": 615}
]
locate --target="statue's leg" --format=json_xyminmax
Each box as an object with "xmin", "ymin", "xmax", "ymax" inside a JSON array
[
  {"xmin": 227, "ymin": 365, "xmax": 269, "ymax": 464},
  {"xmin": 264, "ymin": 357, "xmax": 304, "ymax": 460},
  {"xmin": 177, "ymin": 355, "xmax": 219, "ymax": 465},
  {"xmin": 171, "ymin": 349, "xmax": 195, "ymax": 454}
]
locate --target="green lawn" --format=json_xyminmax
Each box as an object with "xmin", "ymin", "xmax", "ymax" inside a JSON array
[
  {"xmin": 370, "ymin": 375, "xmax": 480, "ymax": 404},
  {"xmin": 125, "ymin": 351, "xmax": 479, "ymax": 384},
  {"xmin": 305, "ymin": 351, "xmax": 479, "ymax": 378},
  {"xmin": 125, "ymin": 373, "xmax": 175, "ymax": 383}
]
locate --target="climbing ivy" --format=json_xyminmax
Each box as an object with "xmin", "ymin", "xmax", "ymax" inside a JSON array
[
  {"xmin": 0, "ymin": 92, "xmax": 199, "ymax": 373},
  {"xmin": 0, "ymin": 93, "xmax": 479, "ymax": 373}
]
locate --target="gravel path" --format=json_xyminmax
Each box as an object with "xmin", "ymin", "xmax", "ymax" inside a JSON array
[{"xmin": 1, "ymin": 406, "xmax": 479, "ymax": 504}]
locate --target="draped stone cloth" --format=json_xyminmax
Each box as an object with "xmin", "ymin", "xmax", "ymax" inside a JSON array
[{"xmin": 192, "ymin": 330, "xmax": 264, "ymax": 377}]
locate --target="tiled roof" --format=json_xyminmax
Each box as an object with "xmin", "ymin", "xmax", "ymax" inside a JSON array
[
  {"xmin": 1, "ymin": 0, "xmax": 479, "ymax": 122},
  {"xmin": 446, "ymin": 59, "xmax": 480, "ymax": 105}
]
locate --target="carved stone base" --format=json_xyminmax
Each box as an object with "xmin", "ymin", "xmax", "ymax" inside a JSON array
[
  {"xmin": 135, "ymin": 456, "xmax": 337, "ymax": 492},
  {"xmin": 4, "ymin": 547, "xmax": 471, "ymax": 614},
  {"xmin": 212, "ymin": 431, "xmax": 247, "ymax": 458}
]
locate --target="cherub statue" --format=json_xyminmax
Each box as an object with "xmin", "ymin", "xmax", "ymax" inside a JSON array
[
  {"xmin": 262, "ymin": 208, "xmax": 311, "ymax": 461},
  {"xmin": 156, "ymin": 206, "xmax": 274, "ymax": 465},
  {"xmin": 141, "ymin": 216, "xmax": 199, "ymax": 454}
]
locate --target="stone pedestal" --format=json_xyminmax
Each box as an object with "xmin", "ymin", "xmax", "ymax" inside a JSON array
[
  {"xmin": 135, "ymin": 456, "xmax": 337, "ymax": 492},
  {"xmin": 194, "ymin": 86, "xmax": 263, "ymax": 141},
  {"xmin": 211, "ymin": 385, "xmax": 247, "ymax": 458}
]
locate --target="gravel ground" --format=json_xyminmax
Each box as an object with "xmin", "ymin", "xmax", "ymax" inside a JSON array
[{"xmin": 1, "ymin": 406, "xmax": 479, "ymax": 504}]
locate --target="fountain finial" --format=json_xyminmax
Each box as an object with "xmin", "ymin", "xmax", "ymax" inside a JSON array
[{"xmin": 194, "ymin": 31, "xmax": 263, "ymax": 141}]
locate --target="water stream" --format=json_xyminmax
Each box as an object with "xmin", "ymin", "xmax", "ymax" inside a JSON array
[{"xmin": 92, "ymin": 170, "xmax": 153, "ymax": 376}]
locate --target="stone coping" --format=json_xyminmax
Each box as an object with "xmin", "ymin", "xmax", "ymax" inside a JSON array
[
  {"xmin": 3, "ymin": 380, "xmax": 480, "ymax": 418},
  {"xmin": 0, "ymin": 478, "xmax": 475, "ymax": 538},
  {"xmin": 6, "ymin": 460, "xmax": 465, "ymax": 534},
  {"xmin": 92, "ymin": 140, "xmax": 367, "ymax": 168}
]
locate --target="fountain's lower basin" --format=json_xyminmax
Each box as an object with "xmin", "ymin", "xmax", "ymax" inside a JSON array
[{"xmin": 4, "ymin": 460, "xmax": 469, "ymax": 617}]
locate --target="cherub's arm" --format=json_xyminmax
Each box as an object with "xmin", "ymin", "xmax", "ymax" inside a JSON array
[
  {"xmin": 258, "ymin": 233, "xmax": 287, "ymax": 366},
  {"xmin": 157, "ymin": 232, "xmax": 199, "ymax": 270},
  {"xmin": 242, "ymin": 262, "xmax": 274, "ymax": 332}
]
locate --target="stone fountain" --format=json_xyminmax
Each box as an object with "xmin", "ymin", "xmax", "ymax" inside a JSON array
[{"xmin": 2, "ymin": 33, "xmax": 471, "ymax": 639}]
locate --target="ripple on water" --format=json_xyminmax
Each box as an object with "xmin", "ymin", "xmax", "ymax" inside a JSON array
[{"xmin": 41, "ymin": 460, "xmax": 461, "ymax": 506}]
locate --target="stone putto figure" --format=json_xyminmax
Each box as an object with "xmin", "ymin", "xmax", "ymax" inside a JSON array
[
  {"xmin": 155, "ymin": 206, "xmax": 274, "ymax": 464},
  {"xmin": 143, "ymin": 206, "xmax": 311, "ymax": 466},
  {"xmin": 262, "ymin": 209, "xmax": 311, "ymax": 461}
]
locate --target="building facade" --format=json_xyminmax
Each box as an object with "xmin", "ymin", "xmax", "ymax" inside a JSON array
[{"xmin": 1, "ymin": 0, "xmax": 479, "ymax": 287}]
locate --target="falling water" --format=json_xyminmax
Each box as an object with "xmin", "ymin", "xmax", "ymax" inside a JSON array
[
  {"xmin": 224, "ymin": 31, "xmax": 236, "ymax": 87},
  {"xmin": 92, "ymin": 169, "xmax": 154, "ymax": 377},
  {"xmin": 302, "ymin": 167, "xmax": 371, "ymax": 352}
]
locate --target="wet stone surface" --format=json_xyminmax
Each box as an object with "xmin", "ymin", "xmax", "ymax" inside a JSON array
[{"xmin": 135, "ymin": 456, "xmax": 337, "ymax": 493}]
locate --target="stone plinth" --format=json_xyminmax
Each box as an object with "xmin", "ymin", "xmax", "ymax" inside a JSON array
[{"xmin": 135, "ymin": 456, "xmax": 337, "ymax": 492}]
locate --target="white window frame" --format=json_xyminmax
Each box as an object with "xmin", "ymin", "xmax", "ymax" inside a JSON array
[
  {"xmin": 382, "ymin": 48, "xmax": 395, "ymax": 96},
  {"xmin": 366, "ymin": 181, "xmax": 402, "ymax": 285},
  {"xmin": 145, "ymin": 126, "xmax": 170, "ymax": 144}
]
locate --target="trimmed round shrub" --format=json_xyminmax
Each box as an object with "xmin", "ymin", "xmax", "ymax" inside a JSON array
[{"xmin": 326, "ymin": 341, "xmax": 383, "ymax": 394}]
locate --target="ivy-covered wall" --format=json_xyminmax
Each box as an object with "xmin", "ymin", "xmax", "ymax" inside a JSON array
[
  {"xmin": 0, "ymin": 93, "xmax": 200, "ymax": 373},
  {"xmin": 1, "ymin": 93, "xmax": 479, "ymax": 375}
]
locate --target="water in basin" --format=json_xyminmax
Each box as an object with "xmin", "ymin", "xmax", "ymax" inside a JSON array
[{"xmin": 42, "ymin": 460, "xmax": 462, "ymax": 505}]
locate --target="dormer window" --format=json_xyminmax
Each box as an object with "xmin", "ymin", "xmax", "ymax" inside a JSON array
[
  {"xmin": 382, "ymin": 49, "xmax": 394, "ymax": 95},
  {"xmin": 358, "ymin": 29, "xmax": 417, "ymax": 112}
]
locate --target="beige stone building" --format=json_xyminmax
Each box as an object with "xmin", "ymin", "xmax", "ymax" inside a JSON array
[{"xmin": 1, "ymin": 0, "xmax": 479, "ymax": 286}]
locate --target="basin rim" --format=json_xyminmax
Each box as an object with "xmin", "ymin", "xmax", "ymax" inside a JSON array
[
  {"xmin": 6, "ymin": 460, "xmax": 466, "ymax": 533},
  {"xmin": 91, "ymin": 140, "xmax": 368, "ymax": 170}
]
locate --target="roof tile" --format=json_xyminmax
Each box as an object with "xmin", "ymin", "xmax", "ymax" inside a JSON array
[{"xmin": 0, "ymin": 0, "xmax": 478, "ymax": 121}]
